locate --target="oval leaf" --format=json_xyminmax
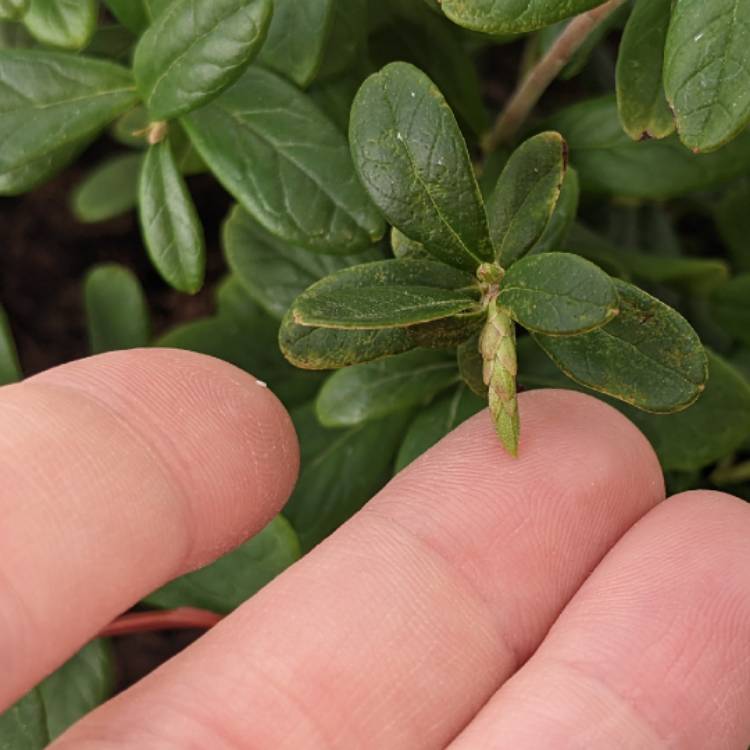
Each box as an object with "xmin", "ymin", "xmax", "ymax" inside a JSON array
[
  {"xmin": 0, "ymin": 304, "xmax": 21, "ymax": 385},
  {"xmin": 440, "ymin": 0, "xmax": 608, "ymax": 34},
  {"xmin": 138, "ymin": 140, "xmax": 206, "ymax": 294},
  {"xmin": 498, "ymin": 252, "xmax": 618, "ymax": 335},
  {"xmin": 0, "ymin": 51, "xmax": 138, "ymax": 190},
  {"xmin": 0, "ymin": 690, "xmax": 48, "ymax": 749},
  {"xmin": 183, "ymin": 65, "xmax": 385, "ymax": 254},
  {"xmin": 290, "ymin": 258, "xmax": 480, "ymax": 329},
  {"xmin": 616, "ymin": 0, "xmax": 674, "ymax": 141},
  {"xmin": 134, "ymin": 0, "xmax": 271, "ymax": 120},
  {"xmin": 349, "ymin": 61, "xmax": 492, "ymax": 270},
  {"xmin": 316, "ymin": 349, "xmax": 458, "ymax": 427},
  {"xmin": 84, "ymin": 264, "xmax": 150, "ymax": 354},
  {"xmin": 144, "ymin": 516, "xmax": 300, "ymax": 613},
  {"xmin": 24, "ymin": 0, "xmax": 96, "ymax": 49},
  {"xmin": 664, "ymin": 0, "xmax": 750, "ymax": 152},
  {"xmin": 548, "ymin": 96, "xmax": 750, "ymax": 199},
  {"xmin": 257, "ymin": 0, "xmax": 334, "ymax": 87},
  {"xmin": 223, "ymin": 205, "xmax": 382, "ymax": 320},
  {"xmin": 534, "ymin": 279, "xmax": 708, "ymax": 413},
  {"xmin": 486, "ymin": 131, "xmax": 567, "ymax": 265},
  {"xmin": 72, "ymin": 153, "xmax": 142, "ymax": 223}
]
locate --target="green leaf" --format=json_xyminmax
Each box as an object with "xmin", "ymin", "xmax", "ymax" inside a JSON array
[
  {"xmin": 37, "ymin": 639, "xmax": 114, "ymax": 740},
  {"xmin": 143, "ymin": 0, "xmax": 172, "ymax": 20},
  {"xmin": 72, "ymin": 153, "xmax": 142, "ymax": 223},
  {"xmin": 285, "ymin": 403, "xmax": 410, "ymax": 551},
  {"xmin": 138, "ymin": 140, "xmax": 206, "ymax": 294},
  {"xmin": 133, "ymin": 0, "xmax": 271, "ymax": 120},
  {"xmin": 308, "ymin": 70, "xmax": 363, "ymax": 133},
  {"xmin": 714, "ymin": 181, "xmax": 750, "ymax": 273},
  {"xmin": 280, "ymin": 313, "xmax": 416, "ymax": 370},
  {"xmin": 110, "ymin": 105, "xmax": 150, "ymax": 148},
  {"xmin": 183, "ymin": 65, "xmax": 385, "ymax": 254},
  {"xmin": 0, "ymin": 0, "xmax": 29, "ymax": 21},
  {"xmin": 0, "ymin": 17, "xmax": 34, "ymax": 47},
  {"xmin": 0, "ymin": 51, "xmax": 137, "ymax": 191},
  {"xmin": 159, "ymin": 282, "xmax": 323, "ymax": 408},
  {"xmin": 144, "ymin": 516, "xmax": 300, "ymax": 613},
  {"xmin": 349, "ymin": 61, "xmax": 492, "ymax": 270},
  {"xmin": 84, "ymin": 23, "xmax": 137, "ymax": 61},
  {"xmin": 223, "ymin": 205, "xmax": 382, "ymax": 320},
  {"xmin": 370, "ymin": 1, "xmax": 488, "ymax": 135},
  {"xmin": 24, "ymin": 0, "xmax": 96, "ymax": 49},
  {"xmin": 390, "ymin": 227, "xmax": 430, "ymax": 260},
  {"xmin": 616, "ymin": 0, "xmax": 674, "ymax": 141},
  {"xmin": 624, "ymin": 351, "xmax": 750, "ymax": 471},
  {"xmin": 530, "ymin": 166, "xmax": 580, "ymax": 254},
  {"xmin": 316, "ymin": 349, "xmax": 458, "ymax": 427},
  {"xmin": 290, "ymin": 258, "xmax": 480, "ymax": 329},
  {"xmin": 486, "ymin": 131, "xmax": 567, "ymax": 266},
  {"xmin": 84, "ymin": 264, "xmax": 150, "ymax": 354},
  {"xmin": 499, "ymin": 252, "xmax": 618, "ymax": 335},
  {"xmin": 101, "ymin": 0, "xmax": 149, "ymax": 33},
  {"xmin": 0, "ymin": 304, "xmax": 22, "ymax": 385},
  {"xmin": 711, "ymin": 274, "xmax": 750, "ymax": 346},
  {"xmin": 257, "ymin": 0, "xmax": 334, "ymax": 87},
  {"xmin": 316, "ymin": 0, "xmax": 367, "ymax": 82},
  {"xmin": 535, "ymin": 279, "xmax": 708, "ymax": 413},
  {"xmin": 664, "ymin": 0, "xmax": 750, "ymax": 152},
  {"xmin": 395, "ymin": 384, "xmax": 484, "ymax": 472},
  {"xmin": 0, "ymin": 690, "xmax": 48, "ymax": 750},
  {"xmin": 549, "ymin": 96, "xmax": 750, "ymax": 198},
  {"xmin": 439, "ymin": 0, "xmax": 608, "ymax": 34}
]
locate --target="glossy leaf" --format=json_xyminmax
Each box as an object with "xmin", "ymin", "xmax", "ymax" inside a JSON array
[
  {"xmin": 138, "ymin": 140, "xmax": 206, "ymax": 294},
  {"xmin": 486, "ymin": 132, "xmax": 567, "ymax": 266},
  {"xmin": 625, "ymin": 351, "xmax": 750, "ymax": 471},
  {"xmin": 0, "ymin": 0, "xmax": 29, "ymax": 20},
  {"xmin": 72, "ymin": 153, "xmax": 142, "ymax": 223},
  {"xmin": 290, "ymin": 259, "xmax": 480, "ymax": 329},
  {"xmin": 499, "ymin": 252, "xmax": 618, "ymax": 335},
  {"xmin": 144, "ymin": 516, "xmax": 300, "ymax": 613},
  {"xmin": 530, "ymin": 167, "xmax": 579, "ymax": 255},
  {"xmin": 0, "ymin": 51, "xmax": 137, "ymax": 191},
  {"xmin": 440, "ymin": 0, "xmax": 607, "ymax": 34},
  {"xmin": 616, "ymin": 0, "xmax": 674, "ymax": 141},
  {"xmin": 143, "ymin": 0, "xmax": 172, "ymax": 19},
  {"xmin": 549, "ymin": 97, "xmax": 750, "ymax": 198},
  {"xmin": 664, "ymin": 0, "xmax": 750, "ymax": 152},
  {"xmin": 284, "ymin": 403, "xmax": 410, "ymax": 551},
  {"xmin": 0, "ymin": 304, "xmax": 21, "ymax": 385},
  {"xmin": 349, "ymin": 62, "xmax": 492, "ymax": 270},
  {"xmin": 0, "ymin": 690, "xmax": 47, "ymax": 750},
  {"xmin": 133, "ymin": 0, "xmax": 271, "ymax": 120},
  {"xmin": 223, "ymin": 205, "xmax": 382, "ymax": 320},
  {"xmin": 711, "ymin": 274, "xmax": 750, "ymax": 346},
  {"xmin": 395, "ymin": 384, "xmax": 484, "ymax": 472},
  {"xmin": 257, "ymin": 0, "xmax": 333, "ymax": 87},
  {"xmin": 24, "ymin": 0, "xmax": 97, "ymax": 49},
  {"xmin": 159, "ymin": 281, "xmax": 323, "ymax": 409},
  {"xmin": 183, "ymin": 66, "xmax": 385, "ymax": 254},
  {"xmin": 316, "ymin": 349, "xmax": 458, "ymax": 427},
  {"xmin": 101, "ymin": 0, "xmax": 149, "ymax": 33},
  {"xmin": 85, "ymin": 264, "xmax": 150, "ymax": 354},
  {"xmin": 280, "ymin": 313, "xmax": 416, "ymax": 370},
  {"xmin": 37, "ymin": 639, "xmax": 114, "ymax": 740},
  {"xmin": 535, "ymin": 280, "xmax": 708, "ymax": 413}
]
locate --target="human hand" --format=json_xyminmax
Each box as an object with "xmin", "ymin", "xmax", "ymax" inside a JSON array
[{"xmin": 2, "ymin": 349, "xmax": 750, "ymax": 749}]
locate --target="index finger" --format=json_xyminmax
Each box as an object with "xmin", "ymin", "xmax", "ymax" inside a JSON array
[{"xmin": 0, "ymin": 348, "xmax": 299, "ymax": 709}]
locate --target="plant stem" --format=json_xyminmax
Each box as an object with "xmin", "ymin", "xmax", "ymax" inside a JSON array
[
  {"xmin": 482, "ymin": 0, "xmax": 628, "ymax": 153},
  {"xmin": 480, "ymin": 298, "xmax": 519, "ymax": 456},
  {"xmin": 99, "ymin": 607, "xmax": 223, "ymax": 638}
]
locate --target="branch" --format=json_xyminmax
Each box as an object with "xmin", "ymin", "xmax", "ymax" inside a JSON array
[
  {"xmin": 482, "ymin": 0, "xmax": 627, "ymax": 153},
  {"xmin": 99, "ymin": 607, "xmax": 223, "ymax": 637}
]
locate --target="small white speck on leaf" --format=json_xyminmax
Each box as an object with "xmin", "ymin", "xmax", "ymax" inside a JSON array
[{"xmin": 255, "ymin": 379, "xmax": 268, "ymax": 388}]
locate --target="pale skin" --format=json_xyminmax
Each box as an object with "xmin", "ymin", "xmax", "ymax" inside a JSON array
[{"xmin": 2, "ymin": 349, "xmax": 750, "ymax": 749}]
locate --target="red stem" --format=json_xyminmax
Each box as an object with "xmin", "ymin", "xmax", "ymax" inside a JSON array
[{"xmin": 99, "ymin": 607, "xmax": 223, "ymax": 638}]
